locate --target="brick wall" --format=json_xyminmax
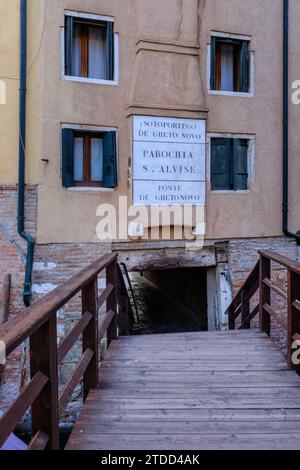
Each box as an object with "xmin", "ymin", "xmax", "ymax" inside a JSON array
[{"xmin": 0, "ymin": 186, "xmax": 37, "ymax": 413}]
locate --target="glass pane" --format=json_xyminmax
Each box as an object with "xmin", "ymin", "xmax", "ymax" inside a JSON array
[
  {"xmin": 88, "ymin": 25, "xmax": 107, "ymax": 79},
  {"xmin": 91, "ymin": 138, "xmax": 104, "ymax": 181},
  {"xmin": 72, "ymin": 23, "xmax": 82, "ymax": 77},
  {"xmin": 220, "ymin": 43, "xmax": 235, "ymax": 91},
  {"xmin": 74, "ymin": 137, "xmax": 84, "ymax": 181}
]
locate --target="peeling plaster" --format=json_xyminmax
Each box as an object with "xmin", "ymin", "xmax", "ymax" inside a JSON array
[
  {"xmin": 33, "ymin": 261, "xmax": 57, "ymax": 272},
  {"xmin": 32, "ymin": 283, "xmax": 57, "ymax": 295}
]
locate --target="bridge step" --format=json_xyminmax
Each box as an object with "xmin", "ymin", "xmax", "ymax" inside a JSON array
[{"xmin": 66, "ymin": 329, "xmax": 300, "ymax": 450}]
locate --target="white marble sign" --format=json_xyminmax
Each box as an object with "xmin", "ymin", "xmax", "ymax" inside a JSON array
[{"xmin": 133, "ymin": 116, "xmax": 206, "ymax": 206}]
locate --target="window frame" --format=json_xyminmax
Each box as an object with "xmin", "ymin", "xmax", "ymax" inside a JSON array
[
  {"xmin": 73, "ymin": 131, "xmax": 105, "ymax": 187},
  {"xmin": 208, "ymin": 32, "xmax": 254, "ymax": 97},
  {"xmin": 61, "ymin": 124, "xmax": 118, "ymax": 191},
  {"xmin": 61, "ymin": 11, "xmax": 119, "ymax": 85},
  {"xmin": 207, "ymin": 133, "xmax": 255, "ymax": 193}
]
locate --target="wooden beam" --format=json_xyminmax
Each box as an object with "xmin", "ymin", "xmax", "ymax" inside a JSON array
[
  {"xmin": 259, "ymin": 256, "xmax": 271, "ymax": 336},
  {"xmin": 27, "ymin": 431, "xmax": 49, "ymax": 451},
  {"xmin": 57, "ymin": 311, "xmax": 93, "ymax": 363},
  {"xmin": 82, "ymin": 277, "xmax": 98, "ymax": 401},
  {"xmin": 0, "ymin": 372, "xmax": 48, "ymax": 448},
  {"xmin": 0, "ymin": 274, "xmax": 11, "ymax": 325},
  {"xmin": 59, "ymin": 348, "xmax": 94, "ymax": 414},
  {"xmin": 30, "ymin": 315, "xmax": 59, "ymax": 450},
  {"xmin": 99, "ymin": 310, "xmax": 116, "ymax": 341}
]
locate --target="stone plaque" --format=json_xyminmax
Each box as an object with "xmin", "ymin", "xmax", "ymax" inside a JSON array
[{"xmin": 133, "ymin": 116, "xmax": 206, "ymax": 206}]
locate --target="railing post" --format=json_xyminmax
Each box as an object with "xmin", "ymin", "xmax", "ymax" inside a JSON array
[
  {"xmin": 287, "ymin": 270, "xmax": 300, "ymax": 371},
  {"xmin": 241, "ymin": 289, "xmax": 250, "ymax": 329},
  {"xmin": 259, "ymin": 255, "xmax": 271, "ymax": 336},
  {"xmin": 82, "ymin": 276, "xmax": 98, "ymax": 401},
  {"xmin": 30, "ymin": 314, "xmax": 59, "ymax": 450},
  {"xmin": 228, "ymin": 305, "xmax": 235, "ymax": 330},
  {"xmin": 107, "ymin": 258, "xmax": 118, "ymax": 345}
]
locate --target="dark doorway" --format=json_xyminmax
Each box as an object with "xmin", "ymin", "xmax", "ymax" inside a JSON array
[{"xmin": 129, "ymin": 268, "xmax": 208, "ymax": 335}]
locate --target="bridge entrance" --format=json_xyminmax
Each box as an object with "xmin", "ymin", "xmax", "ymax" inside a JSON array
[{"xmin": 128, "ymin": 268, "xmax": 208, "ymax": 335}]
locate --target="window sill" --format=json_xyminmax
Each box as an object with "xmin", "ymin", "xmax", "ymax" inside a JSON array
[
  {"xmin": 208, "ymin": 90, "xmax": 254, "ymax": 98},
  {"xmin": 67, "ymin": 187, "xmax": 115, "ymax": 193},
  {"xmin": 63, "ymin": 75, "xmax": 118, "ymax": 86},
  {"xmin": 210, "ymin": 190, "xmax": 250, "ymax": 194}
]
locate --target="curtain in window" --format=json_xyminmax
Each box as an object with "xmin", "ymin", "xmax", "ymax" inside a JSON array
[
  {"xmin": 74, "ymin": 137, "xmax": 84, "ymax": 181},
  {"xmin": 72, "ymin": 23, "xmax": 82, "ymax": 77},
  {"xmin": 220, "ymin": 43, "xmax": 234, "ymax": 91},
  {"xmin": 89, "ymin": 26, "xmax": 107, "ymax": 79},
  {"xmin": 91, "ymin": 138, "xmax": 104, "ymax": 181}
]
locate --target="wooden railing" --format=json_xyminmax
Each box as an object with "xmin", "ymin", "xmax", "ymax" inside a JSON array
[
  {"xmin": 0, "ymin": 253, "xmax": 119, "ymax": 450},
  {"xmin": 226, "ymin": 250, "xmax": 300, "ymax": 372}
]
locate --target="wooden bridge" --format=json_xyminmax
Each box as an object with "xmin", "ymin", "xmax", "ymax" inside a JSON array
[{"xmin": 0, "ymin": 251, "xmax": 300, "ymax": 450}]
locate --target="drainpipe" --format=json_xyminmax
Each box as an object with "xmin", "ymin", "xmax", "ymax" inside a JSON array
[
  {"xmin": 18, "ymin": 0, "xmax": 35, "ymax": 307},
  {"xmin": 283, "ymin": 0, "xmax": 300, "ymax": 244}
]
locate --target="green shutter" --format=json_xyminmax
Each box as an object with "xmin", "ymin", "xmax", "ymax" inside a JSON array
[
  {"xmin": 211, "ymin": 138, "xmax": 231, "ymax": 190},
  {"xmin": 106, "ymin": 22, "xmax": 114, "ymax": 80},
  {"xmin": 103, "ymin": 132, "xmax": 117, "ymax": 188},
  {"xmin": 65, "ymin": 16, "xmax": 73, "ymax": 76},
  {"xmin": 210, "ymin": 36, "xmax": 216, "ymax": 90},
  {"xmin": 239, "ymin": 40, "xmax": 249, "ymax": 93},
  {"xmin": 233, "ymin": 139, "xmax": 248, "ymax": 190},
  {"xmin": 61, "ymin": 129, "xmax": 74, "ymax": 187}
]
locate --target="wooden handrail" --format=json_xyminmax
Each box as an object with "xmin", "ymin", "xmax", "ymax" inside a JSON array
[
  {"xmin": 0, "ymin": 252, "xmax": 122, "ymax": 450},
  {"xmin": 226, "ymin": 260, "xmax": 260, "ymax": 328},
  {"xmin": 226, "ymin": 250, "xmax": 300, "ymax": 374},
  {"xmin": 0, "ymin": 253, "xmax": 118, "ymax": 356}
]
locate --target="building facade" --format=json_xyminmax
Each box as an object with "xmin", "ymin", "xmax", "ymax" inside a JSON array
[{"xmin": 1, "ymin": 0, "xmax": 300, "ymax": 416}]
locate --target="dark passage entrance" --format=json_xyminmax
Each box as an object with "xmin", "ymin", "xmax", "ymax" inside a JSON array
[{"xmin": 129, "ymin": 268, "xmax": 208, "ymax": 335}]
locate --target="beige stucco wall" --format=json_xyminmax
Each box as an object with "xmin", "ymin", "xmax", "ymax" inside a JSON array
[
  {"xmin": 1, "ymin": 0, "xmax": 299, "ymax": 242},
  {"xmin": 0, "ymin": 0, "xmax": 20, "ymax": 183},
  {"xmin": 0, "ymin": 0, "xmax": 43, "ymax": 185}
]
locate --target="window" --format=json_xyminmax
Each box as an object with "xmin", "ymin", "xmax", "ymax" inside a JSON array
[
  {"xmin": 61, "ymin": 129, "xmax": 117, "ymax": 188},
  {"xmin": 211, "ymin": 138, "xmax": 249, "ymax": 191},
  {"xmin": 211, "ymin": 36, "xmax": 250, "ymax": 93},
  {"xmin": 65, "ymin": 15, "xmax": 114, "ymax": 80}
]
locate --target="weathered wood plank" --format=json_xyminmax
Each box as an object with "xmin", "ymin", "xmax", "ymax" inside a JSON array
[
  {"xmin": 98, "ymin": 370, "xmax": 300, "ymax": 388},
  {"xmin": 70, "ymin": 419, "xmax": 300, "ymax": 435},
  {"xmin": 74, "ymin": 408, "xmax": 300, "ymax": 422},
  {"xmin": 101, "ymin": 361, "xmax": 289, "ymax": 372},
  {"xmin": 66, "ymin": 432, "xmax": 300, "ymax": 450}
]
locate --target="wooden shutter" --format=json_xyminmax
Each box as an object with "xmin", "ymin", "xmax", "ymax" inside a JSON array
[
  {"xmin": 239, "ymin": 40, "xmax": 249, "ymax": 93},
  {"xmin": 211, "ymin": 138, "xmax": 231, "ymax": 190},
  {"xmin": 65, "ymin": 16, "xmax": 73, "ymax": 76},
  {"xmin": 106, "ymin": 22, "xmax": 114, "ymax": 81},
  {"xmin": 61, "ymin": 129, "xmax": 74, "ymax": 187},
  {"xmin": 103, "ymin": 132, "xmax": 117, "ymax": 188},
  {"xmin": 210, "ymin": 36, "xmax": 216, "ymax": 90},
  {"xmin": 233, "ymin": 139, "xmax": 248, "ymax": 190}
]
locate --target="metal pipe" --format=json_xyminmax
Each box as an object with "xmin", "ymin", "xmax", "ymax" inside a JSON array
[
  {"xmin": 282, "ymin": 0, "xmax": 300, "ymax": 243},
  {"xmin": 18, "ymin": 0, "xmax": 35, "ymax": 306}
]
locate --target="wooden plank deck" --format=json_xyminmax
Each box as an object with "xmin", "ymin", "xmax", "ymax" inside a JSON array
[{"xmin": 66, "ymin": 329, "xmax": 300, "ymax": 450}]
